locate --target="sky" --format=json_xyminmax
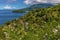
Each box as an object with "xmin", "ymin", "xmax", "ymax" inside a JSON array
[
  {"xmin": 0, "ymin": 0, "xmax": 60, "ymax": 9},
  {"xmin": 0, "ymin": 0, "xmax": 27, "ymax": 9}
]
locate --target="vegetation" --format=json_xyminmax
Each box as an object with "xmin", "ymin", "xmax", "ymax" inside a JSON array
[
  {"xmin": 0, "ymin": 4, "xmax": 60, "ymax": 40},
  {"xmin": 13, "ymin": 10, "xmax": 26, "ymax": 13}
]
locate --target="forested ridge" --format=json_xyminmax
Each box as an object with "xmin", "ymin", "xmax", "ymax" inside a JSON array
[{"xmin": 0, "ymin": 4, "xmax": 60, "ymax": 40}]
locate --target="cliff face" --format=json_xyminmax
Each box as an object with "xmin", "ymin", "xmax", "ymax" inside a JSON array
[{"xmin": 0, "ymin": 4, "xmax": 60, "ymax": 40}]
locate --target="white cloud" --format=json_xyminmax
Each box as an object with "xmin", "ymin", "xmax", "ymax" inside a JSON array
[
  {"xmin": 24, "ymin": 0, "xmax": 48, "ymax": 5},
  {"xmin": 0, "ymin": 5, "xmax": 17, "ymax": 9},
  {"xmin": 3, "ymin": 5, "xmax": 12, "ymax": 9},
  {"xmin": 24, "ymin": 0, "xmax": 60, "ymax": 5},
  {"xmin": 48, "ymin": 0, "xmax": 60, "ymax": 3},
  {"xmin": 24, "ymin": 0, "xmax": 31, "ymax": 4}
]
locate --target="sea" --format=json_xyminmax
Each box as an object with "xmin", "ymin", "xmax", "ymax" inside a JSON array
[{"xmin": 0, "ymin": 10, "xmax": 25, "ymax": 25}]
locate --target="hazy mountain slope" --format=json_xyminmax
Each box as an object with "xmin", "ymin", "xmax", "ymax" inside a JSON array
[{"xmin": 13, "ymin": 3, "xmax": 54, "ymax": 13}]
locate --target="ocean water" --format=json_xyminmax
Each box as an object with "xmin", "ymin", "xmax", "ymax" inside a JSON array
[{"xmin": 0, "ymin": 10, "xmax": 25, "ymax": 25}]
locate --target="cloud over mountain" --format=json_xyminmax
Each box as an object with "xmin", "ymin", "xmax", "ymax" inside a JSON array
[{"xmin": 24, "ymin": 0, "xmax": 60, "ymax": 5}]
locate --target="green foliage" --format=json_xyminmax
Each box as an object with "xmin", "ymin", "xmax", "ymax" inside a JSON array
[
  {"xmin": 13, "ymin": 10, "xmax": 25, "ymax": 13},
  {"xmin": 0, "ymin": 4, "xmax": 60, "ymax": 40}
]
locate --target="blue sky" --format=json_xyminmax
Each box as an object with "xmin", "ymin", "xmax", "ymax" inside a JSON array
[
  {"xmin": 0, "ymin": 0, "xmax": 28, "ymax": 9},
  {"xmin": 0, "ymin": 0, "xmax": 60, "ymax": 9}
]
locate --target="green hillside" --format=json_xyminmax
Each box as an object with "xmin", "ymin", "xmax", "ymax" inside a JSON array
[{"xmin": 0, "ymin": 4, "xmax": 60, "ymax": 40}]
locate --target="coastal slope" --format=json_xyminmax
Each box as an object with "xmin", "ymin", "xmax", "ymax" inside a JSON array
[{"xmin": 0, "ymin": 4, "xmax": 60, "ymax": 40}]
